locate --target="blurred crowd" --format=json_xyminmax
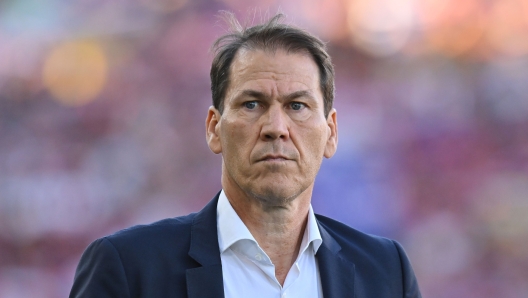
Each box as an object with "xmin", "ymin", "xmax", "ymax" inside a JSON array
[{"xmin": 1, "ymin": 0, "xmax": 528, "ymax": 297}]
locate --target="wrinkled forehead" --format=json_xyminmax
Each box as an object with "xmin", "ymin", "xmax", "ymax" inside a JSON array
[{"xmin": 232, "ymin": 44, "xmax": 315, "ymax": 69}]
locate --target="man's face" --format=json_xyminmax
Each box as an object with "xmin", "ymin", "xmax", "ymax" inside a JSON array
[{"xmin": 206, "ymin": 49, "xmax": 337, "ymax": 206}]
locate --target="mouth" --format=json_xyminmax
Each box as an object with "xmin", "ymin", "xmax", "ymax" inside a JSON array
[{"xmin": 258, "ymin": 155, "xmax": 290, "ymax": 162}]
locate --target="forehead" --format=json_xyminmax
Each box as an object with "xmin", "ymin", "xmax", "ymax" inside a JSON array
[{"xmin": 226, "ymin": 48, "xmax": 321, "ymax": 98}]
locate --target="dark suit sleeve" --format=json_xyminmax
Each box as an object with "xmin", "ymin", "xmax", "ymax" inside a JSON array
[
  {"xmin": 392, "ymin": 240, "xmax": 422, "ymax": 298},
  {"xmin": 70, "ymin": 237, "xmax": 131, "ymax": 298}
]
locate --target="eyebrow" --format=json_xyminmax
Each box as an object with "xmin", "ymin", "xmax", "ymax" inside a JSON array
[{"xmin": 239, "ymin": 89, "xmax": 316, "ymax": 101}]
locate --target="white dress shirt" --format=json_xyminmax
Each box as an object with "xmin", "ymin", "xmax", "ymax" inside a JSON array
[{"xmin": 217, "ymin": 190, "xmax": 324, "ymax": 298}]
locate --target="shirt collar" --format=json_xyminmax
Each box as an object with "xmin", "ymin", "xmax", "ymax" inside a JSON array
[
  {"xmin": 217, "ymin": 190, "xmax": 256, "ymax": 253},
  {"xmin": 216, "ymin": 190, "xmax": 322, "ymax": 254}
]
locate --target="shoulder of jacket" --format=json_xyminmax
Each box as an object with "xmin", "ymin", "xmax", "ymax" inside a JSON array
[
  {"xmin": 315, "ymin": 213, "xmax": 397, "ymax": 252},
  {"xmin": 102, "ymin": 212, "xmax": 197, "ymax": 245}
]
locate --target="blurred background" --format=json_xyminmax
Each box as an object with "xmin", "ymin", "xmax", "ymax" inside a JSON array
[{"xmin": 1, "ymin": 0, "xmax": 528, "ymax": 297}]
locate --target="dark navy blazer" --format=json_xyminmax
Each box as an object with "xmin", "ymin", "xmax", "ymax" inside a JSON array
[{"xmin": 70, "ymin": 192, "xmax": 421, "ymax": 297}]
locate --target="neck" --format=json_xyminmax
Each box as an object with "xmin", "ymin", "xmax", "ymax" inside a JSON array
[{"xmin": 222, "ymin": 179, "xmax": 313, "ymax": 285}]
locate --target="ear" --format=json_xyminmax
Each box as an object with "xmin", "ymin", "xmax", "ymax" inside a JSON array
[
  {"xmin": 324, "ymin": 108, "xmax": 338, "ymax": 158},
  {"xmin": 206, "ymin": 106, "xmax": 222, "ymax": 154}
]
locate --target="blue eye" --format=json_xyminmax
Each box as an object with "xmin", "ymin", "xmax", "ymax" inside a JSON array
[
  {"xmin": 291, "ymin": 102, "xmax": 305, "ymax": 110},
  {"xmin": 244, "ymin": 101, "xmax": 258, "ymax": 109}
]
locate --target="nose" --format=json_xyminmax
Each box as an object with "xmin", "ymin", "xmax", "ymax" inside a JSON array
[{"xmin": 260, "ymin": 104, "xmax": 289, "ymax": 141}]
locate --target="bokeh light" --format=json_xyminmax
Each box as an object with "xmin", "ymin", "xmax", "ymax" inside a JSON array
[
  {"xmin": 42, "ymin": 40, "xmax": 108, "ymax": 106},
  {"xmin": 419, "ymin": 0, "xmax": 485, "ymax": 57},
  {"xmin": 346, "ymin": 0, "xmax": 414, "ymax": 56},
  {"xmin": 487, "ymin": 0, "xmax": 528, "ymax": 57}
]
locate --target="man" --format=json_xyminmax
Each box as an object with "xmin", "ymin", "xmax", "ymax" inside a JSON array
[{"xmin": 70, "ymin": 13, "xmax": 421, "ymax": 298}]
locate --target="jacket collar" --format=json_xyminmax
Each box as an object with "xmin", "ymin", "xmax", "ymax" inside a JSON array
[
  {"xmin": 316, "ymin": 221, "xmax": 356, "ymax": 298},
  {"xmin": 186, "ymin": 192, "xmax": 224, "ymax": 298}
]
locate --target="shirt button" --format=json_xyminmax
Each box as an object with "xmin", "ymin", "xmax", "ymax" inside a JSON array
[
  {"xmin": 255, "ymin": 253, "xmax": 262, "ymax": 261},
  {"xmin": 281, "ymin": 294, "xmax": 286, "ymax": 298}
]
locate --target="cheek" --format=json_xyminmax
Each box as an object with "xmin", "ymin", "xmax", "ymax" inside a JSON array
[
  {"xmin": 299, "ymin": 127, "xmax": 328, "ymax": 161},
  {"xmin": 304, "ymin": 120, "xmax": 326, "ymax": 143},
  {"xmin": 222, "ymin": 121, "xmax": 254, "ymax": 155}
]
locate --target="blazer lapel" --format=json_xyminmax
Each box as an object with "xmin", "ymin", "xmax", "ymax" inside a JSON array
[
  {"xmin": 186, "ymin": 193, "xmax": 225, "ymax": 298},
  {"xmin": 186, "ymin": 265, "xmax": 223, "ymax": 298},
  {"xmin": 317, "ymin": 222, "xmax": 356, "ymax": 298}
]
